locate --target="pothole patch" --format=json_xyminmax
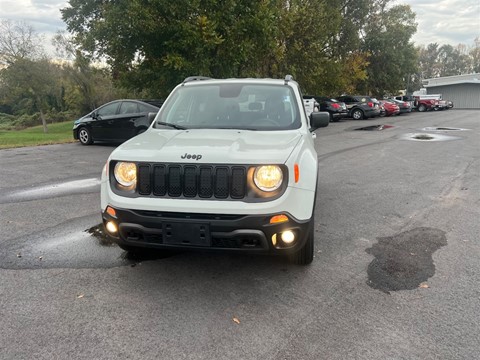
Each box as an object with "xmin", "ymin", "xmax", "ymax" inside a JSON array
[
  {"xmin": 401, "ymin": 133, "xmax": 462, "ymax": 142},
  {"xmin": 413, "ymin": 134, "xmax": 434, "ymax": 140},
  {"xmin": 366, "ymin": 227, "xmax": 447, "ymax": 294},
  {"xmin": 422, "ymin": 127, "xmax": 469, "ymax": 131},
  {"xmin": 355, "ymin": 124, "xmax": 394, "ymax": 131}
]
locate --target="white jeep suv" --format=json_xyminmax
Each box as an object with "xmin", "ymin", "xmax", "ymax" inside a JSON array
[{"xmin": 101, "ymin": 75, "xmax": 329, "ymax": 264}]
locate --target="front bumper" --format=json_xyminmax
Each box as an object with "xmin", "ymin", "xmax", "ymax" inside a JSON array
[
  {"xmin": 72, "ymin": 123, "xmax": 81, "ymax": 140},
  {"xmin": 102, "ymin": 207, "xmax": 312, "ymax": 254}
]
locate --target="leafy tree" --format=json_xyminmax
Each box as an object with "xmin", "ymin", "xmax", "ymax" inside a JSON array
[
  {"xmin": 416, "ymin": 39, "xmax": 480, "ymax": 87},
  {"xmin": 318, "ymin": 0, "xmax": 372, "ymax": 96},
  {"xmin": 274, "ymin": 0, "xmax": 336, "ymax": 93},
  {"xmin": 0, "ymin": 20, "xmax": 56, "ymax": 132},
  {"xmin": 436, "ymin": 44, "xmax": 471, "ymax": 76},
  {"xmin": 0, "ymin": 59, "xmax": 60, "ymax": 132},
  {"xmin": 62, "ymin": 0, "xmax": 280, "ymax": 96},
  {"xmin": 417, "ymin": 43, "xmax": 440, "ymax": 79},
  {"xmin": 61, "ymin": 0, "xmax": 375, "ymax": 97},
  {"xmin": 53, "ymin": 31, "xmax": 119, "ymax": 114},
  {"xmin": 360, "ymin": 1, "xmax": 417, "ymax": 96}
]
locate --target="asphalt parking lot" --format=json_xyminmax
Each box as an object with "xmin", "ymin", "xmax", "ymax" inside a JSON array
[{"xmin": 0, "ymin": 110, "xmax": 479, "ymax": 359}]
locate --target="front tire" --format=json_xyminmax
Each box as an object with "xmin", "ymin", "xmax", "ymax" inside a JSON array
[
  {"xmin": 418, "ymin": 104, "xmax": 426, "ymax": 112},
  {"xmin": 289, "ymin": 220, "xmax": 314, "ymax": 265},
  {"xmin": 78, "ymin": 127, "xmax": 93, "ymax": 145}
]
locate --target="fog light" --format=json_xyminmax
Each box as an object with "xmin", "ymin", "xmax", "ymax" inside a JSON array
[
  {"xmin": 281, "ymin": 231, "xmax": 295, "ymax": 244},
  {"xmin": 106, "ymin": 221, "xmax": 118, "ymax": 234}
]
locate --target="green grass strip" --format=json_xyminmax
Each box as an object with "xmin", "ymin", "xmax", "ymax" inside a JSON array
[{"xmin": 0, "ymin": 121, "xmax": 76, "ymax": 149}]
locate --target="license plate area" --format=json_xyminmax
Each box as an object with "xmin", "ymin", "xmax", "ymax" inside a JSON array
[{"xmin": 163, "ymin": 222, "xmax": 211, "ymax": 247}]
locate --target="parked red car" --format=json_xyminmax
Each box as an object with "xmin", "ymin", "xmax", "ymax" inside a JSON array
[
  {"xmin": 390, "ymin": 99, "xmax": 412, "ymax": 114},
  {"xmin": 379, "ymin": 100, "xmax": 400, "ymax": 116},
  {"xmin": 413, "ymin": 97, "xmax": 441, "ymax": 112}
]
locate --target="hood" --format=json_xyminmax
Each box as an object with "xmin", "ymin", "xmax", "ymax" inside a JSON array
[{"xmin": 111, "ymin": 129, "xmax": 303, "ymax": 164}]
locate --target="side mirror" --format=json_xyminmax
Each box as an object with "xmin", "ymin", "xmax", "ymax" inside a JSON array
[
  {"xmin": 92, "ymin": 112, "xmax": 103, "ymax": 121},
  {"xmin": 310, "ymin": 111, "xmax": 329, "ymax": 131},
  {"xmin": 147, "ymin": 112, "xmax": 157, "ymax": 123}
]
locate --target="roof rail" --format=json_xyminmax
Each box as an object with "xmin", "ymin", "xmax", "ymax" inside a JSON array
[
  {"xmin": 284, "ymin": 74, "xmax": 293, "ymax": 85},
  {"xmin": 182, "ymin": 76, "xmax": 212, "ymax": 85}
]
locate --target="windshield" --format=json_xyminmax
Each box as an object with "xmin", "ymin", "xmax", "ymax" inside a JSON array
[{"xmin": 154, "ymin": 83, "xmax": 301, "ymax": 130}]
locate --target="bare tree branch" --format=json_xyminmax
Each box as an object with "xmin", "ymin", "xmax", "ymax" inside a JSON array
[{"xmin": 0, "ymin": 20, "xmax": 44, "ymax": 65}]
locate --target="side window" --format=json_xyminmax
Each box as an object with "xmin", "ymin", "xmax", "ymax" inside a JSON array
[
  {"xmin": 119, "ymin": 102, "xmax": 139, "ymax": 114},
  {"xmin": 138, "ymin": 103, "xmax": 155, "ymax": 113},
  {"xmin": 97, "ymin": 102, "xmax": 119, "ymax": 117}
]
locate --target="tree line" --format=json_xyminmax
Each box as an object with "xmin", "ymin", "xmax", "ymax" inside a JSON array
[{"xmin": 0, "ymin": 0, "xmax": 479, "ymax": 132}]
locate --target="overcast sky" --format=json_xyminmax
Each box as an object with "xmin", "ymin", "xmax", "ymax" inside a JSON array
[{"xmin": 0, "ymin": 0, "xmax": 479, "ymax": 54}]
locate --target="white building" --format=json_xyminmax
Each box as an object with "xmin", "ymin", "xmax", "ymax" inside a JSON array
[{"xmin": 422, "ymin": 74, "xmax": 480, "ymax": 109}]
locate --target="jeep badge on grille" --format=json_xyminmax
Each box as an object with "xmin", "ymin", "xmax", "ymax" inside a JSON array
[{"xmin": 181, "ymin": 153, "xmax": 202, "ymax": 160}]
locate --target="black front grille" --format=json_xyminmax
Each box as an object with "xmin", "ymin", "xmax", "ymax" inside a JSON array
[
  {"xmin": 199, "ymin": 167, "xmax": 213, "ymax": 197},
  {"xmin": 153, "ymin": 165, "xmax": 166, "ymax": 196},
  {"xmin": 168, "ymin": 166, "xmax": 182, "ymax": 197},
  {"xmin": 138, "ymin": 164, "xmax": 151, "ymax": 195},
  {"xmin": 137, "ymin": 164, "xmax": 247, "ymax": 200}
]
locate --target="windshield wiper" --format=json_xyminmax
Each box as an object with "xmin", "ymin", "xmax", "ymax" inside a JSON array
[{"xmin": 156, "ymin": 121, "xmax": 187, "ymax": 130}]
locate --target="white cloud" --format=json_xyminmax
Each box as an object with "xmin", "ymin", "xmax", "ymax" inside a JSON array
[
  {"xmin": 0, "ymin": 0, "xmax": 67, "ymax": 29},
  {"xmin": 400, "ymin": 0, "xmax": 480, "ymax": 46},
  {"xmin": 0, "ymin": 0, "xmax": 68, "ymax": 55}
]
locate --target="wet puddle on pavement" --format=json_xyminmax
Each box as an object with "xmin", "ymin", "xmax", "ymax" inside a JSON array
[
  {"xmin": 366, "ymin": 227, "xmax": 447, "ymax": 294},
  {"xmin": 355, "ymin": 124, "xmax": 395, "ymax": 131},
  {"xmin": 86, "ymin": 224, "xmax": 117, "ymax": 246},
  {"xmin": 0, "ymin": 217, "xmax": 177, "ymax": 269},
  {"xmin": 0, "ymin": 178, "xmax": 101, "ymax": 204}
]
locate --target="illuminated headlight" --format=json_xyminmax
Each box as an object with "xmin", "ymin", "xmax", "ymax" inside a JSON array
[
  {"xmin": 114, "ymin": 162, "xmax": 137, "ymax": 187},
  {"xmin": 253, "ymin": 165, "xmax": 283, "ymax": 192}
]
